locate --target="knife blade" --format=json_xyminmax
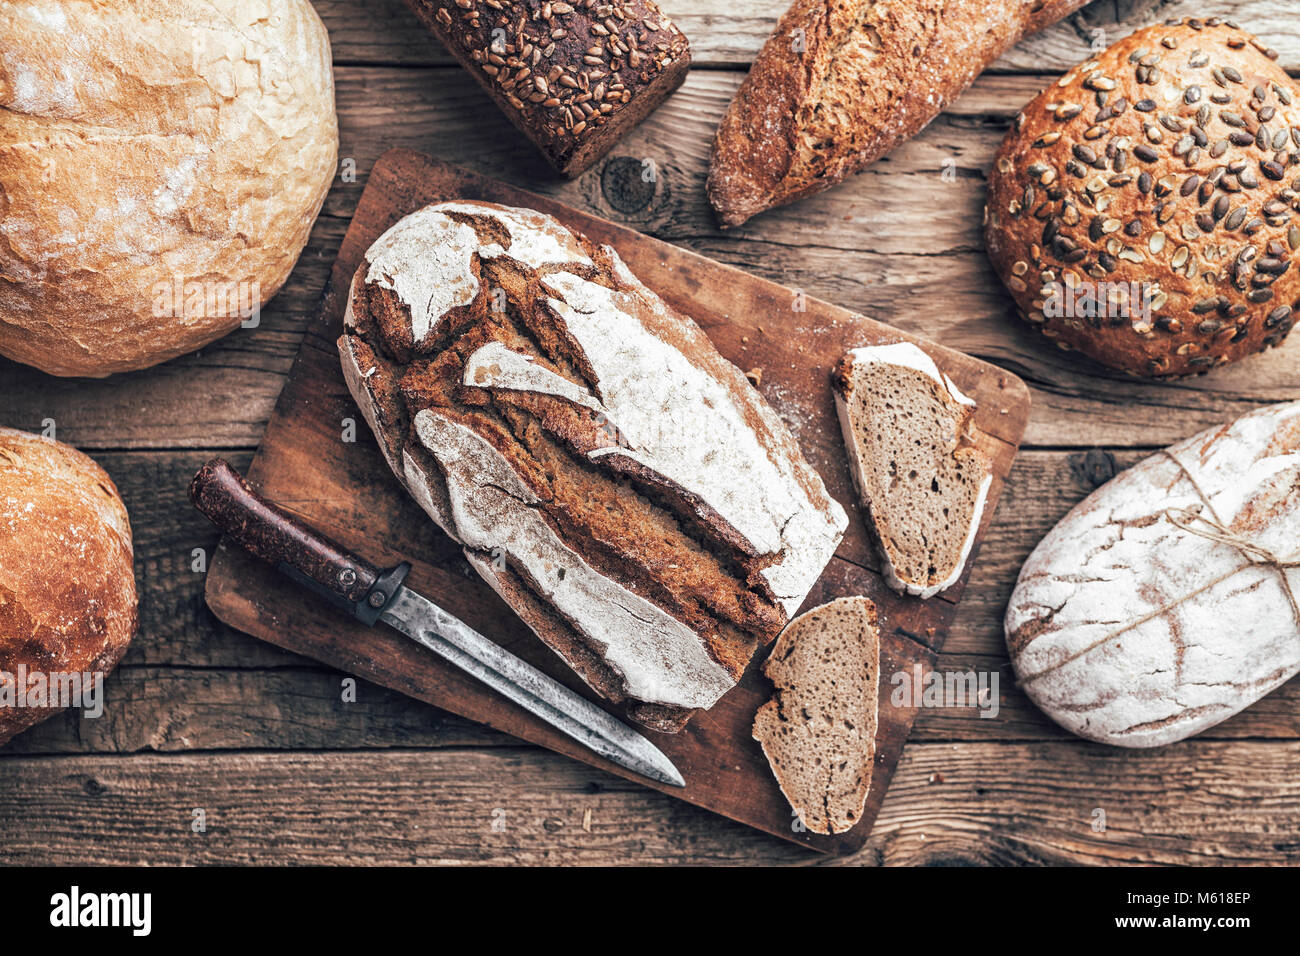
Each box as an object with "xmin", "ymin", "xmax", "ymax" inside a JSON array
[
  {"xmin": 189, "ymin": 457, "xmax": 684, "ymax": 788},
  {"xmin": 380, "ymin": 588, "xmax": 684, "ymax": 787}
]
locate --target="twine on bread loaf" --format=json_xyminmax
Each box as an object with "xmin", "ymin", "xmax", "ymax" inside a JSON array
[
  {"xmin": 1019, "ymin": 449, "xmax": 1297, "ymax": 685},
  {"xmin": 1162, "ymin": 505, "xmax": 1300, "ymax": 626}
]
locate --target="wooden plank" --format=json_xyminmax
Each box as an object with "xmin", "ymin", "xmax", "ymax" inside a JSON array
[
  {"xmin": 76, "ymin": 443, "xmax": 1300, "ymax": 688},
  {"xmin": 6, "ymin": 643, "xmax": 1299, "ymax": 757},
  {"xmin": 3, "ymin": 69, "xmax": 1294, "ymax": 451},
  {"xmin": 313, "ymin": 0, "xmax": 1300, "ymax": 72},
  {"xmin": 1, "ymin": 743, "xmax": 1295, "ymax": 865},
  {"xmin": 200, "ymin": 151, "xmax": 1028, "ymax": 854}
]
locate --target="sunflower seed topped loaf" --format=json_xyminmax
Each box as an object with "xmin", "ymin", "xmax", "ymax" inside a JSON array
[
  {"xmin": 406, "ymin": 1, "xmax": 690, "ymax": 177},
  {"xmin": 985, "ymin": 18, "xmax": 1300, "ymax": 377},
  {"xmin": 339, "ymin": 200, "xmax": 847, "ymax": 732}
]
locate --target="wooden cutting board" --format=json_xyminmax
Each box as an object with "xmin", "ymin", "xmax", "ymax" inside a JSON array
[{"xmin": 204, "ymin": 149, "xmax": 1030, "ymax": 854}]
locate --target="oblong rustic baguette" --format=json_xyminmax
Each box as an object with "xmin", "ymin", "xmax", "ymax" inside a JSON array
[
  {"xmin": 707, "ymin": 0, "xmax": 1090, "ymax": 227},
  {"xmin": 338, "ymin": 201, "xmax": 847, "ymax": 732}
]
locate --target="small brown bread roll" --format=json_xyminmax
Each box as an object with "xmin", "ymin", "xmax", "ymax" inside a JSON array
[
  {"xmin": 0, "ymin": 0, "xmax": 339, "ymax": 377},
  {"xmin": 0, "ymin": 429, "xmax": 137, "ymax": 747},
  {"xmin": 405, "ymin": 1, "xmax": 690, "ymax": 178},
  {"xmin": 986, "ymin": 18, "xmax": 1300, "ymax": 377}
]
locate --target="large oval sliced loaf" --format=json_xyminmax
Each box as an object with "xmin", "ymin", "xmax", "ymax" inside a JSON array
[{"xmin": 339, "ymin": 200, "xmax": 847, "ymax": 732}]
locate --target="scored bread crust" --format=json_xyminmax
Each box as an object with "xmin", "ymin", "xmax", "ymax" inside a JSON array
[
  {"xmin": 339, "ymin": 200, "xmax": 847, "ymax": 731},
  {"xmin": 706, "ymin": 0, "xmax": 1089, "ymax": 227},
  {"xmin": 1006, "ymin": 401, "xmax": 1300, "ymax": 747},
  {"xmin": 985, "ymin": 18, "xmax": 1300, "ymax": 377},
  {"xmin": 753, "ymin": 596, "xmax": 880, "ymax": 836},
  {"xmin": 832, "ymin": 343, "xmax": 992, "ymax": 600},
  {"xmin": 0, "ymin": 429, "xmax": 137, "ymax": 746}
]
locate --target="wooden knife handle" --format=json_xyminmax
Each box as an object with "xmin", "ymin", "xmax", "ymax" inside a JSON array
[{"xmin": 189, "ymin": 458, "xmax": 409, "ymax": 625}]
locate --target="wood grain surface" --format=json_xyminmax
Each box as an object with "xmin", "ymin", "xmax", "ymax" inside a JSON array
[{"xmin": 1, "ymin": 0, "xmax": 1298, "ymax": 865}]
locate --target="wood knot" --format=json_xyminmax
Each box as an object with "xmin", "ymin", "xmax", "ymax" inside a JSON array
[
  {"xmin": 600, "ymin": 156, "xmax": 658, "ymax": 214},
  {"xmin": 1070, "ymin": 448, "xmax": 1119, "ymax": 488}
]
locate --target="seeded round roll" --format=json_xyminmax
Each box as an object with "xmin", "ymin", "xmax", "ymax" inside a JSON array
[{"xmin": 985, "ymin": 17, "xmax": 1300, "ymax": 378}]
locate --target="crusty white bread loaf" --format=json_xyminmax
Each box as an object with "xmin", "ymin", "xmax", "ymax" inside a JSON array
[
  {"xmin": 0, "ymin": 429, "xmax": 137, "ymax": 747},
  {"xmin": 1007, "ymin": 401, "xmax": 1300, "ymax": 747},
  {"xmin": 707, "ymin": 0, "xmax": 1090, "ymax": 227},
  {"xmin": 752, "ymin": 596, "xmax": 880, "ymax": 835},
  {"xmin": 338, "ymin": 200, "xmax": 847, "ymax": 731},
  {"xmin": 0, "ymin": 0, "xmax": 338, "ymax": 377},
  {"xmin": 985, "ymin": 18, "xmax": 1300, "ymax": 377},
  {"xmin": 405, "ymin": 1, "xmax": 690, "ymax": 177},
  {"xmin": 833, "ymin": 343, "xmax": 993, "ymax": 599}
]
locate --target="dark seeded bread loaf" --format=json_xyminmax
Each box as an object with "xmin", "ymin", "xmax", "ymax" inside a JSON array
[
  {"xmin": 339, "ymin": 201, "xmax": 847, "ymax": 732},
  {"xmin": 752, "ymin": 596, "xmax": 880, "ymax": 835},
  {"xmin": 833, "ymin": 343, "xmax": 993, "ymax": 599},
  {"xmin": 985, "ymin": 18, "xmax": 1300, "ymax": 377},
  {"xmin": 406, "ymin": 1, "xmax": 690, "ymax": 177},
  {"xmin": 707, "ymin": 0, "xmax": 1089, "ymax": 227}
]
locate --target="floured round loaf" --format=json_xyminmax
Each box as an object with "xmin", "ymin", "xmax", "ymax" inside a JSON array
[
  {"xmin": 0, "ymin": 0, "xmax": 338, "ymax": 377},
  {"xmin": 1007, "ymin": 401, "xmax": 1300, "ymax": 747},
  {"xmin": 0, "ymin": 429, "xmax": 137, "ymax": 746},
  {"xmin": 986, "ymin": 18, "xmax": 1300, "ymax": 377},
  {"xmin": 339, "ymin": 200, "xmax": 847, "ymax": 731}
]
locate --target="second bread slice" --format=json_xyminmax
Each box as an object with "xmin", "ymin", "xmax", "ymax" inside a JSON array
[
  {"xmin": 833, "ymin": 343, "xmax": 992, "ymax": 599},
  {"xmin": 753, "ymin": 596, "xmax": 880, "ymax": 836}
]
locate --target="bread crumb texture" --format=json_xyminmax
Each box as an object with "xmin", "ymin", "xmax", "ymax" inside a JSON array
[
  {"xmin": 834, "ymin": 343, "xmax": 992, "ymax": 599},
  {"xmin": 0, "ymin": 428, "xmax": 136, "ymax": 745},
  {"xmin": 0, "ymin": 0, "xmax": 339, "ymax": 376},
  {"xmin": 753, "ymin": 596, "xmax": 880, "ymax": 835}
]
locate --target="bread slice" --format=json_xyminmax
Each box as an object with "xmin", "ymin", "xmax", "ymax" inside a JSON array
[
  {"xmin": 833, "ymin": 343, "xmax": 992, "ymax": 599},
  {"xmin": 752, "ymin": 597, "xmax": 880, "ymax": 835}
]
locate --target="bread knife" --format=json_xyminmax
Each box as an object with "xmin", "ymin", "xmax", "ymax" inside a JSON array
[{"xmin": 188, "ymin": 458, "xmax": 685, "ymax": 788}]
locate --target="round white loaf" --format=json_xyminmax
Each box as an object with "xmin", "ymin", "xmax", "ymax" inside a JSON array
[
  {"xmin": 0, "ymin": 0, "xmax": 338, "ymax": 377},
  {"xmin": 1006, "ymin": 402, "xmax": 1300, "ymax": 747}
]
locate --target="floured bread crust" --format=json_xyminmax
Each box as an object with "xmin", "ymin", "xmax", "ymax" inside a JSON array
[
  {"xmin": 1007, "ymin": 401, "xmax": 1300, "ymax": 747},
  {"xmin": 0, "ymin": 0, "xmax": 338, "ymax": 377},
  {"xmin": 339, "ymin": 200, "xmax": 847, "ymax": 728}
]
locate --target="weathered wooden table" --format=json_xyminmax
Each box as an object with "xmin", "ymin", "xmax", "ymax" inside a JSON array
[{"xmin": 2, "ymin": 0, "xmax": 1297, "ymax": 865}]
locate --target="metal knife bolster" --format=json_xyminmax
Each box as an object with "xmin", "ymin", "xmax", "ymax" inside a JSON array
[{"xmin": 188, "ymin": 458, "xmax": 411, "ymax": 625}]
